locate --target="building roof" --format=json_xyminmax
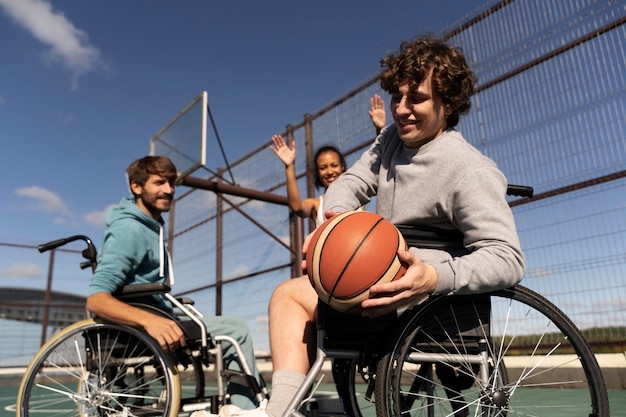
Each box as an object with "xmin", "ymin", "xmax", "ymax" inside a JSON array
[{"xmin": 0, "ymin": 287, "xmax": 87, "ymax": 327}]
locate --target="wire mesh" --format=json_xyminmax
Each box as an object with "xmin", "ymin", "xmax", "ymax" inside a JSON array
[{"xmin": 1, "ymin": 0, "xmax": 625, "ymax": 360}]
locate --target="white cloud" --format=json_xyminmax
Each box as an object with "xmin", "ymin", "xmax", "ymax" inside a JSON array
[
  {"xmin": 0, "ymin": 0, "xmax": 106, "ymax": 90},
  {"xmin": 0, "ymin": 263, "xmax": 41, "ymax": 279},
  {"xmin": 15, "ymin": 186, "xmax": 117, "ymax": 228},
  {"xmin": 605, "ymin": 296, "xmax": 626, "ymax": 310},
  {"xmin": 15, "ymin": 185, "xmax": 72, "ymax": 215},
  {"xmin": 528, "ymin": 267, "xmax": 554, "ymax": 278},
  {"xmin": 84, "ymin": 204, "xmax": 117, "ymax": 227},
  {"xmin": 225, "ymin": 265, "xmax": 251, "ymax": 280}
]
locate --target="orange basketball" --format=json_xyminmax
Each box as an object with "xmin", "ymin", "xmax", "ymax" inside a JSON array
[{"xmin": 306, "ymin": 211, "xmax": 407, "ymax": 313}]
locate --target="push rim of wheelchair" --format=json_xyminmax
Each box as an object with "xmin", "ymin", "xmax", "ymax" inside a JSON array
[{"xmin": 369, "ymin": 285, "xmax": 609, "ymax": 417}]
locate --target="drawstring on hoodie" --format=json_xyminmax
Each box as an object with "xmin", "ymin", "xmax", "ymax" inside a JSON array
[{"xmin": 159, "ymin": 226, "xmax": 175, "ymax": 285}]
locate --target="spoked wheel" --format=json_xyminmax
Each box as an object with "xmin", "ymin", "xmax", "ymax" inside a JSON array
[
  {"xmin": 17, "ymin": 318, "xmax": 181, "ymax": 417},
  {"xmin": 375, "ymin": 285, "xmax": 609, "ymax": 417},
  {"xmin": 317, "ymin": 301, "xmax": 396, "ymax": 417},
  {"xmin": 332, "ymin": 358, "xmax": 378, "ymax": 417}
]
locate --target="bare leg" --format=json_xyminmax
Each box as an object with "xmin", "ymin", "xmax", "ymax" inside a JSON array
[
  {"xmin": 268, "ymin": 275, "xmax": 318, "ymax": 373},
  {"xmin": 218, "ymin": 276, "xmax": 318, "ymax": 417}
]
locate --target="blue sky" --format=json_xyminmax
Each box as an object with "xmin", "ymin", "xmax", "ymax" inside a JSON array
[
  {"xmin": 0, "ymin": 0, "xmax": 485, "ymax": 247},
  {"xmin": 1, "ymin": 0, "xmax": 623, "ymax": 361}
]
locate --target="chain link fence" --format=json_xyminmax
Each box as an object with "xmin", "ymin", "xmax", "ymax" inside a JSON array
[{"xmin": 1, "ymin": 0, "xmax": 625, "ymax": 363}]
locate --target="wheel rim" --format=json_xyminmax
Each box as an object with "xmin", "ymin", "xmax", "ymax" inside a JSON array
[
  {"xmin": 333, "ymin": 357, "xmax": 378, "ymax": 417},
  {"xmin": 377, "ymin": 287, "xmax": 608, "ymax": 417},
  {"xmin": 18, "ymin": 319, "xmax": 180, "ymax": 417}
]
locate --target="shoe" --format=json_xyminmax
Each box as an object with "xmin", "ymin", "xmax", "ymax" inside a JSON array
[
  {"xmin": 219, "ymin": 404, "xmax": 242, "ymax": 417},
  {"xmin": 190, "ymin": 410, "xmax": 219, "ymax": 417},
  {"xmin": 220, "ymin": 399, "xmax": 269, "ymax": 417}
]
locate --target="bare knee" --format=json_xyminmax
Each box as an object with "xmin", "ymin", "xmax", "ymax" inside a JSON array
[{"xmin": 269, "ymin": 276, "xmax": 317, "ymax": 320}]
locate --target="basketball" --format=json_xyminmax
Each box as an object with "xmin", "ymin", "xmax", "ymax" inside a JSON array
[{"xmin": 306, "ymin": 211, "xmax": 408, "ymax": 313}]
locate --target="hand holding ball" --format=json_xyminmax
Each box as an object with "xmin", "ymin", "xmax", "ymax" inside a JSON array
[{"xmin": 306, "ymin": 211, "xmax": 407, "ymax": 313}]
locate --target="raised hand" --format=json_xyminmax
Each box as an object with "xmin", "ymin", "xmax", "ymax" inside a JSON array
[
  {"xmin": 270, "ymin": 134, "xmax": 296, "ymax": 167},
  {"xmin": 369, "ymin": 94, "xmax": 387, "ymax": 134}
]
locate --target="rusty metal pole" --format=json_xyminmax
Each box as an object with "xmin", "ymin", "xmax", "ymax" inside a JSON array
[
  {"xmin": 215, "ymin": 169, "xmax": 224, "ymax": 316},
  {"xmin": 286, "ymin": 125, "xmax": 304, "ymax": 276},
  {"xmin": 182, "ymin": 177, "xmax": 288, "ymax": 206},
  {"xmin": 304, "ymin": 114, "xmax": 315, "ymax": 234}
]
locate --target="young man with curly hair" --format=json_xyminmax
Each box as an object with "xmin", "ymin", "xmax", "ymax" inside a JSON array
[{"xmin": 214, "ymin": 35, "xmax": 525, "ymax": 417}]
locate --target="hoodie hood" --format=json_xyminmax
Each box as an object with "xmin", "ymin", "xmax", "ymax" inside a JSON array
[
  {"xmin": 104, "ymin": 196, "xmax": 174, "ymax": 284},
  {"xmin": 106, "ymin": 196, "xmax": 161, "ymax": 231}
]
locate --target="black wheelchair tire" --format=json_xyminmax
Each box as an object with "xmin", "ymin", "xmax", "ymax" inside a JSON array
[{"xmin": 374, "ymin": 285, "xmax": 609, "ymax": 417}]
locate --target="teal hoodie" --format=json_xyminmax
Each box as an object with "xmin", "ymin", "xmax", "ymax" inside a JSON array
[{"xmin": 88, "ymin": 196, "xmax": 172, "ymax": 312}]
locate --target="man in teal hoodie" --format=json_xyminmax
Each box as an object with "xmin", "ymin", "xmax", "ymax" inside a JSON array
[{"xmin": 87, "ymin": 155, "xmax": 260, "ymax": 409}]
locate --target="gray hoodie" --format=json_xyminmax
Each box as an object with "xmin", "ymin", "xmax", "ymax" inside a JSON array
[{"xmin": 324, "ymin": 126, "xmax": 525, "ymax": 296}]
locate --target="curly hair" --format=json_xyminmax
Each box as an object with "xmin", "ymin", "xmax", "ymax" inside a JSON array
[
  {"xmin": 313, "ymin": 145, "xmax": 346, "ymax": 189},
  {"xmin": 379, "ymin": 35, "xmax": 477, "ymax": 127},
  {"xmin": 127, "ymin": 156, "xmax": 177, "ymax": 189}
]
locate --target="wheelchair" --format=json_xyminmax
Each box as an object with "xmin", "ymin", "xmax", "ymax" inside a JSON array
[
  {"xmin": 284, "ymin": 185, "xmax": 610, "ymax": 417},
  {"xmin": 16, "ymin": 235, "xmax": 268, "ymax": 417},
  {"xmin": 17, "ymin": 182, "xmax": 610, "ymax": 417},
  {"xmin": 307, "ymin": 285, "xmax": 609, "ymax": 417}
]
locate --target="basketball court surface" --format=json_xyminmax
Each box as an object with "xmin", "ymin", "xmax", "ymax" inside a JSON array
[{"xmin": 1, "ymin": 380, "xmax": 624, "ymax": 416}]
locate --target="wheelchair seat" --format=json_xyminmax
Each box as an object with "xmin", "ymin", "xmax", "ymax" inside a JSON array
[
  {"xmin": 318, "ymin": 301, "xmax": 396, "ymax": 351},
  {"xmin": 115, "ymin": 282, "xmax": 212, "ymax": 348}
]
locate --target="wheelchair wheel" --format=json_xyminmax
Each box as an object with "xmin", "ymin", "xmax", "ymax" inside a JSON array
[
  {"xmin": 317, "ymin": 301, "xmax": 396, "ymax": 417},
  {"xmin": 375, "ymin": 285, "xmax": 609, "ymax": 417},
  {"xmin": 17, "ymin": 318, "xmax": 181, "ymax": 417},
  {"xmin": 333, "ymin": 358, "xmax": 377, "ymax": 417}
]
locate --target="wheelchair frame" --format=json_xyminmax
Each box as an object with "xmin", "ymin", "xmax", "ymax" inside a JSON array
[
  {"xmin": 16, "ymin": 266, "xmax": 610, "ymax": 417},
  {"xmin": 18, "ymin": 180, "xmax": 611, "ymax": 417},
  {"xmin": 16, "ymin": 236, "xmax": 267, "ymax": 417},
  {"xmin": 284, "ymin": 186, "xmax": 610, "ymax": 417},
  {"xmin": 292, "ymin": 285, "xmax": 610, "ymax": 417}
]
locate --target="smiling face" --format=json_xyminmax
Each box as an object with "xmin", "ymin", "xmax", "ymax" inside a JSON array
[
  {"xmin": 316, "ymin": 150, "xmax": 345, "ymax": 189},
  {"xmin": 131, "ymin": 174, "xmax": 175, "ymax": 220},
  {"xmin": 390, "ymin": 71, "xmax": 452, "ymax": 148}
]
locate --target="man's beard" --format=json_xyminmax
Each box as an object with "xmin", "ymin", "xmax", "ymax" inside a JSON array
[{"xmin": 142, "ymin": 193, "xmax": 172, "ymax": 215}]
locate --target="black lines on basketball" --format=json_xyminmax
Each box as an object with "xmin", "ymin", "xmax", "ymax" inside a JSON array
[{"xmin": 306, "ymin": 211, "xmax": 407, "ymax": 313}]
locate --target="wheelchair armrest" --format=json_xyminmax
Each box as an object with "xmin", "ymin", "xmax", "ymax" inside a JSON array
[
  {"xmin": 396, "ymin": 225, "xmax": 465, "ymax": 250},
  {"xmin": 116, "ymin": 283, "xmax": 171, "ymax": 300},
  {"xmin": 177, "ymin": 297, "xmax": 195, "ymax": 306}
]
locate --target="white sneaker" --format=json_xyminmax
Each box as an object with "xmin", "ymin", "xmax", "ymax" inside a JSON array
[
  {"xmin": 219, "ymin": 404, "xmax": 242, "ymax": 417},
  {"xmin": 190, "ymin": 410, "xmax": 219, "ymax": 417},
  {"xmin": 219, "ymin": 399, "xmax": 269, "ymax": 417}
]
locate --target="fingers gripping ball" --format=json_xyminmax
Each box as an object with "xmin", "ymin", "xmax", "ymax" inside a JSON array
[{"xmin": 306, "ymin": 211, "xmax": 408, "ymax": 313}]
